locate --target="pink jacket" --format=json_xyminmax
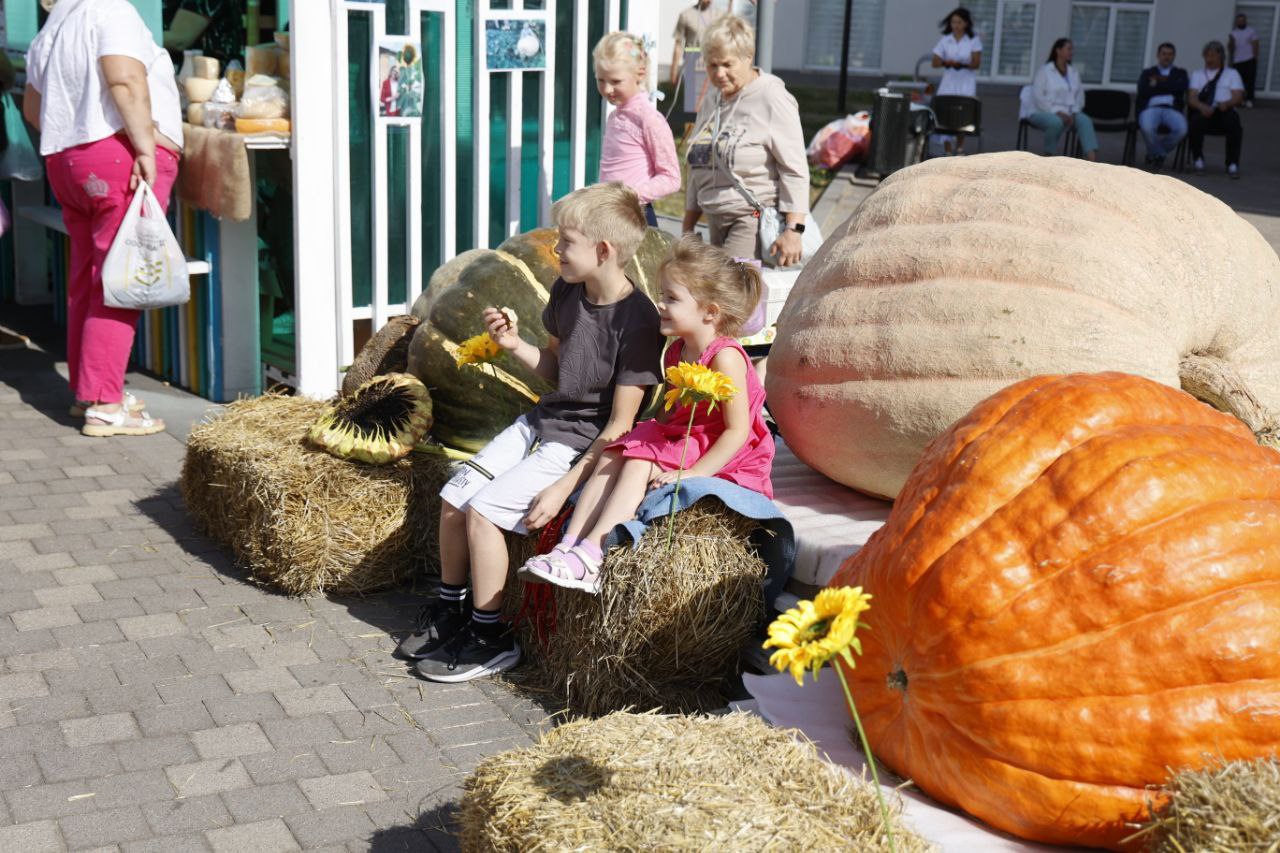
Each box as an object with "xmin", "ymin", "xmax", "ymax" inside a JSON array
[{"xmin": 598, "ymin": 92, "xmax": 681, "ymax": 205}]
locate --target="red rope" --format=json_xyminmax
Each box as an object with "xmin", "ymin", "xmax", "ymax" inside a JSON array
[{"xmin": 513, "ymin": 505, "xmax": 573, "ymax": 651}]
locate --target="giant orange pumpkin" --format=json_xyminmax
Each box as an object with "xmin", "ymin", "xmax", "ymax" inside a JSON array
[{"xmin": 829, "ymin": 372, "xmax": 1280, "ymax": 849}]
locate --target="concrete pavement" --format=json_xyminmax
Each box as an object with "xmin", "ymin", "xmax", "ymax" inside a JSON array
[{"xmin": 0, "ymin": 340, "xmax": 549, "ymax": 851}]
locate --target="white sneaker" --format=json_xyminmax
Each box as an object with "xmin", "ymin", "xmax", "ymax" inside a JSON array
[
  {"xmin": 1228, "ymin": 164, "xmax": 1240, "ymax": 179},
  {"xmin": 1193, "ymin": 158, "xmax": 1206, "ymax": 174}
]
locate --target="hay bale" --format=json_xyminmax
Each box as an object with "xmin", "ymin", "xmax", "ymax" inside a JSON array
[
  {"xmin": 504, "ymin": 501, "xmax": 766, "ymax": 715},
  {"xmin": 181, "ymin": 394, "xmax": 454, "ymax": 596},
  {"xmin": 460, "ymin": 711, "xmax": 932, "ymax": 852},
  {"xmin": 1140, "ymin": 757, "xmax": 1280, "ymax": 851}
]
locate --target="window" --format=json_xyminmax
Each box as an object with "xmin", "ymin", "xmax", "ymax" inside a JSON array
[
  {"xmin": 1069, "ymin": 2, "xmax": 1154, "ymax": 86},
  {"xmin": 805, "ymin": 0, "xmax": 886, "ymax": 71},
  {"xmin": 967, "ymin": 0, "xmax": 1040, "ymax": 79}
]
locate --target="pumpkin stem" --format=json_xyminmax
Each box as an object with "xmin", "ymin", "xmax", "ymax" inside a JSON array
[
  {"xmin": 887, "ymin": 667, "xmax": 908, "ymax": 692},
  {"xmin": 1178, "ymin": 355, "xmax": 1280, "ymax": 450}
]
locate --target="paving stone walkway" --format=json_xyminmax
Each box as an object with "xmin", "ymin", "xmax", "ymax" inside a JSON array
[{"xmin": 0, "ymin": 345, "xmax": 549, "ymax": 852}]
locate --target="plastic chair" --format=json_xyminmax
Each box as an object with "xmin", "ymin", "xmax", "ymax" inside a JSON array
[
  {"xmin": 928, "ymin": 95, "xmax": 983, "ymax": 155},
  {"xmin": 1068, "ymin": 89, "xmax": 1137, "ymax": 164}
]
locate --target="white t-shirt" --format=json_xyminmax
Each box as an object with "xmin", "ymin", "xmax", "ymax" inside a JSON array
[
  {"xmin": 1189, "ymin": 66, "xmax": 1245, "ymax": 107},
  {"xmin": 26, "ymin": 0, "xmax": 182, "ymax": 157},
  {"xmin": 1231, "ymin": 26, "xmax": 1259, "ymax": 63},
  {"xmin": 933, "ymin": 33, "xmax": 983, "ymax": 97}
]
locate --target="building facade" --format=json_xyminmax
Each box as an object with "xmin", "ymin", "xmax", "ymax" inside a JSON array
[{"xmin": 661, "ymin": 1, "xmax": 1267, "ymax": 95}]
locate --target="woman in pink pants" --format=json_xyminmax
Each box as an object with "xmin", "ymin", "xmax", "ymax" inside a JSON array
[{"xmin": 24, "ymin": 0, "xmax": 183, "ymax": 437}]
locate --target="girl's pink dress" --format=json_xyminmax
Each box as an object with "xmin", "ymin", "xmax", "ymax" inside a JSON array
[{"xmin": 608, "ymin": 336, "xmax": 775, "ymax": 498}]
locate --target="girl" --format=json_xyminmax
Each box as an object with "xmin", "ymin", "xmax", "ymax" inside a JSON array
[
  {"xmin": 594, "ymin": 32, "xmax": 680, "ymax": 227},
  {"xmin": 518, "ymin": 237, "xmax": 774, "ymax": 592},
  {"xmin": 931, "ymin": 7, "xmax": 982, "ymax": 155}
]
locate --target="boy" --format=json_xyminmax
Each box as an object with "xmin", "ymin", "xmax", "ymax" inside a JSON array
[{"xmin": 398, "ymin": 183, "xmax": 664, "ymax": 682}]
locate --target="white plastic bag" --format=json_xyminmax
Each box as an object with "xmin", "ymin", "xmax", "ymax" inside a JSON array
[{"xmin": 101, "ymin": 182, "xmax": 190, "ymax": 310}]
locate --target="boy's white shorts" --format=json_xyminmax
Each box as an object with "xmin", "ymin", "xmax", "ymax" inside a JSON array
[{"xmin": 439, "ymin": 415, "xmax": 580, "ymax": 534}]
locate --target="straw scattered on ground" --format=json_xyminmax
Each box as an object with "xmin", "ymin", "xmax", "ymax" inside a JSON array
[
  {"xmin": 181, "ymin": 393, "xmax": 454, "ymax": 596},
  {"xmin": 503, "ymin": 501, "xmax": 766, "ymax": 716},
  {"xmin": 459, "ymin": 710, "xmax": 932, "ymax": 852},
  {"xmin": 1135, "ymin": 756, "xmax": 1280, "ymax": 852}
]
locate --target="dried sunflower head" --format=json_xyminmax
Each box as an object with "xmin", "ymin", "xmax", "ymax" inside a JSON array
[{"xmin": 308, "ymin": 373, "xmax": 434, "ymax": 465}]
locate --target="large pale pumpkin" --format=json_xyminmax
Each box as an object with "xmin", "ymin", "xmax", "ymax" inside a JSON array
[
  {"xmin": 408, "ymin": 227, "xmax": 672, "ymax": 451},
  {"xmin": 829, "ymin": 372, "xmax": 1280, "ymax": 849},
  {"xmin": 768, "ymin": 152, "xmax": 1280, "ymax": 499}
]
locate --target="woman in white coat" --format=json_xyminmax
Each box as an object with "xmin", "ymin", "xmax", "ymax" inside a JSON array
[
  {"xmin": 1028, "ymin": 38, "xmax": 1098, "ymax": 160},
  {"xmin": 931, "ymin": 7, "xmax": 982, "ymax": 154}
]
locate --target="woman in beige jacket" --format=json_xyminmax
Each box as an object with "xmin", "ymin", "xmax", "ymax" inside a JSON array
[{"xmin": 681, "ymin": 15, "xmax": 809, "ymax": 267}]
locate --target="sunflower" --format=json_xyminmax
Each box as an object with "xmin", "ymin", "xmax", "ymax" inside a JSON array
[
  {"xmin": 308, "ymin": 373, "xmax": 434, "ymax": 465},
  {"xmin": 663, "ymin": 361, "xmax": 737, "ymax": 413},
  {"xmin": 455, "ymin": 332, "xmax": 503, "ymax": 368},
  {"xmin": 763, "ymin": 586, "xmax": 873, "ymax": 685}
]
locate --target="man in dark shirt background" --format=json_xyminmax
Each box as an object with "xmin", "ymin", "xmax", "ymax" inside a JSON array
[
  {"xmin": 1136, "ymin": 42, "xmax": 1189, "ymax": 171},
  {"xmin": 163, "ymin": 0, "xmax": 246, "ymax": 67}
]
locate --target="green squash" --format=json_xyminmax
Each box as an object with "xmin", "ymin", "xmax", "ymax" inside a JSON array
[{"xmin": 407, "ymin": 227, "xmax": 673, "ymax": 452}]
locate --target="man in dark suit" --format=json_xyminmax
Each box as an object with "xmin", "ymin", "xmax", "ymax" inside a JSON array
[{"xmin": 1136, "ymin": 42, "xmax": 1189, "ymax": 171}]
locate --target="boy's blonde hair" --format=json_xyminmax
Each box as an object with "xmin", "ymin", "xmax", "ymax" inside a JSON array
[
  {"xmin": 661, "ymin": 237, "xmax": 762, "ymax": 338},
  {"xmin": 551, "ymin": 182, "xmax": 648, "ymax": 266},
  {"xmin": 592, "ymin": 31, "xmax": 649, "ymax": 78},
  {"xmin": 702, "ymin": 15, "xmax": 756, "ymax": 62}
]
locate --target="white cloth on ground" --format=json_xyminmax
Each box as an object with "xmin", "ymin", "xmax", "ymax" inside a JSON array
[
  {"xmin": 769, "ymin": 437, "xmax": 891, "ymax": 587},
  {"xmin": 740, "ymin": 671, "xmax": 1077, "ymax": 852}
]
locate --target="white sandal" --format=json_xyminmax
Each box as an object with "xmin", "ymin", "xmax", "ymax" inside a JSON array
[
  {"xmin": 516, "ymin": 542, "xmax": 576, "ymax": 585},
  {"xmin": 523, "ymin": 545, "xmax": 602, "ymax": 594},
  {"xmin": 82, "ymin": 407, "xmax": 165, "ymax": 437},
  {"xmin": 71, "ymin": 391, "xmax": 146, "ymax": 418}
]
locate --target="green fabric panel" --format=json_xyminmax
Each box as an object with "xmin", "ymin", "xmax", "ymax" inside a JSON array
[
  {"xmin": 519, "ymin": 79, "xmax": 540, "ymax": 231},
  {"xmin": 386, "ymin": 0, "xmax": 407, "ymax": 36},
  {"xmin": 585, "ymin": 2, "xmax": 606, "ymax": 183},
  {"xmin": 488, "ymin": 72, "xmax": 508, "ymax": 249},
  {"xmin": 348, "ymin": 10, "xmax": 373, "ymax": 307},
  {"xmin": 278, "ymin": 0, "xmax": 288, "ymax": 30},
  {"xmin": 420, "ymin": 11, "xmax": 445, "ymax": 281},
  {"xmin": 455, "ymin": 0, "xmax": 475, "ymax": 254},
  {"xmin": 387, "ymin": 125, "xmax": 409, "ymax": 305},
  {"xmin": 5, "ymin": 1, "xmax": 39, "ymax": 52},
  {"xmin": 551, "ymin": 0, "xmax": 573, "ymax": 200},
  {"xmin": 127, "ymin": 0, "xmax": 163, "ymax": 44}
]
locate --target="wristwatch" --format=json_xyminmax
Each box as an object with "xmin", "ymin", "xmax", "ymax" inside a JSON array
[{"xmin": 787, "ymin": 222, "xmax": 806, "ymax": 234}]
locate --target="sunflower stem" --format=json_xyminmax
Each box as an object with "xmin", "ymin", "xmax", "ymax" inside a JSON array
[
  {"xmin": 664, "ymin": 403, "xmax": 699, "ymax": 552},
  {"xmin": 835, "ymin": 664, "xmax": 897, "ymax": 853}
]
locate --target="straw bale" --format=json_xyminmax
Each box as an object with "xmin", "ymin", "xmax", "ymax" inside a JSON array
[
  {"xmin": 460, "ymin": 710, "xmax": 932, "ymax": 852},
  {"xmin": 1138, "ymin": 757, "xmax": 1280, "ymax": 852},
  {"xmin": 181, "ymin": 393, "xmax": 454, "ymax": 596},
  {"xmin": 503, "ymin": 501, "xmax": 767, "ymax": 716}
]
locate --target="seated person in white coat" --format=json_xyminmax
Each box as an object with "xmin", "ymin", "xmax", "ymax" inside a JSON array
[
  {"xmin": 1187, "ymin": 40, "xmax": 1244, "ymax": 178},
  {"xmin": 1028, "ymin": 38, "xmax": 1098, "ymax": 161},
  {"xmin": 930, "ymin": 6, "xmax": 982, "ymax": 155}
]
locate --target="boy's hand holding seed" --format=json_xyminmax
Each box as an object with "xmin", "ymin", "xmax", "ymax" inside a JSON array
[{"xmin": 483, "ymin": 306, "xmax": 520, "ymax": 350}]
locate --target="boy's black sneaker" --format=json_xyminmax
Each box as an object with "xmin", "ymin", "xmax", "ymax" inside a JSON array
[
  {"xmin": 394, "ymin": 597, "xmax": 470, "ymax": 660},
  {"xmin": 414, "ymin": 623, "xmax": 521, "ymax": 683}
]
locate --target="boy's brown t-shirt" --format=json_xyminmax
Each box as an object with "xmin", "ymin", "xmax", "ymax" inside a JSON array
[{"xmin": 526, "ymin": 277, "xmax": 664, "ymax": 452}]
